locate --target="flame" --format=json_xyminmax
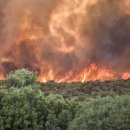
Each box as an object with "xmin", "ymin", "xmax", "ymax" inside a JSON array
[
  {"xmin": 0, "ymin": 75, "xmax": 4, "ymax": 80},
  {"xmin": 122, "ymin": 72, "xmax": 130, "ymax": 79},
  {"xmin": 38, "ymin": 64, "xmax": 130, "ymax": 82},
  {"xmin": 0, "ymin": 0, "xmax": 130, "ymax": 82}
]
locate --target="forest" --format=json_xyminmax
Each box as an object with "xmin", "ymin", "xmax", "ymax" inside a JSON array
[{"xmin": 0, "ymin": 69, "xmax": 130, "ymax": 130}]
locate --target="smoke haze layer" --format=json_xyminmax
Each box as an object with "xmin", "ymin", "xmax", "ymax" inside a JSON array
[{"xmin": 0, "ymin": 0, "xmax": 130, "ymax": 81}]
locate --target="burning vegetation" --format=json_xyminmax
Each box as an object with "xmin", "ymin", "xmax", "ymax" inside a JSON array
[{"xmin": 0, "ymin": 0, "xmax": 130, "ymax": 82}]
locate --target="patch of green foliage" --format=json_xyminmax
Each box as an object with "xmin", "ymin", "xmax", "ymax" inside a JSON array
[
  {"xmin": 69, "ymin": 95, "xmax": 130, "ymax": 130},
  {"xmin": 6, "ymin": 68, "xmax": 38, "ymax": 88},
  {"xmin": 39, "ymin": 79, "xmax": 130, "ymax": 99},
  {"xmin": 0, "ymin": 69, "xmax": 81, "ymax": 130},
  {"xmin": 0, "ymin": 87, "xmax": 80, "ymax": 130},
  {"xmin": 0, "ymin": 69, "xmax": 130, "ymax": 130}
]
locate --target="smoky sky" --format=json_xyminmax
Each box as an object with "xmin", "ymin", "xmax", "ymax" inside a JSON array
[{"xmin": 0, "ymin": 0, "xmax": 130, "ymax": 80}]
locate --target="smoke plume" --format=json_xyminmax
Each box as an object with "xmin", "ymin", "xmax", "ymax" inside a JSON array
[{"xmin": 0, "ymin": 0, "xmax": 130, "ymax": 82}]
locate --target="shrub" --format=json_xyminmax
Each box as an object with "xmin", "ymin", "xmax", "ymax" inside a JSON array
[
  {"xmin": 6, "ymin": 69, "xmax": 37, "ymax": 88},
  {"xmin": 69, "ymin": 95, "xmax": 130, "ymax": 130},
  {"xmin": 0, "ymin": 87, "xmax": 81, "ymax": 130}
]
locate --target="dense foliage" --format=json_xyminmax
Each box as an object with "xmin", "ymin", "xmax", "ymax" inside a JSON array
[
  {"xmin": 6, "ymin": 69, "xmax": 37, "ymax": 88},
  {"xmin": 0, "ymin": 87, "xmax": 80, "ymax": 130},
  {"xmin": 69, "ymin": 96, "xmax": 130, "ymax": 130},
  {"xmin": 0, "ymin": 69, "xmax": 81, "ymax": 130},
  {"xmin": 0, "ymin": 69, "xmax": 130, "ymax": 130},
  {"xmin": 39, "ymin": 80, "xmax": 130, "ymax": 99}
]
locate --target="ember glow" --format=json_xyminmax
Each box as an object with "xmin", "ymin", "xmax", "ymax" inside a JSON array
[{"xmin": 0, "ymin": 0, "xmax": 130, "ymax": 82}]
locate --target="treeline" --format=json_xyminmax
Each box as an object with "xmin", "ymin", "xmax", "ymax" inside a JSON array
[{"xmin": 0, "ymin": 69, "xmax": 130, "ymax": 130}]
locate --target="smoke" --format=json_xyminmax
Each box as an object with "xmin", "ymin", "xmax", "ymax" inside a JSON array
[
  {"xmin": 83, "ymin": 0, "xmax": 130, "ymax": 71},
  {"xmin": 0, "ymin": 0, "xmax": 130, "ymax": 81}
]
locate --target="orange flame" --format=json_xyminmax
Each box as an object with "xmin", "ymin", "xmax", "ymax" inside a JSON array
[
  {"xmin": 38, "ymin": 64, "xmax": 130, "ymax": 83},
  {"xmin": 0, "ymin": 0, "xmax": 130, "ymax": 83},
  {"xmin": 0, "ymin": 75, "xmax": 4, "ymax": 80}
]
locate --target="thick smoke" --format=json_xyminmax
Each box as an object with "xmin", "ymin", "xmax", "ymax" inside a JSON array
[
  {"xmin": 83, "ymin": 0, "xmax": 130, "ymax": 73},
  {"xmin": 0, "ymin": 0, "xmax": 130, "ymax": 81}
]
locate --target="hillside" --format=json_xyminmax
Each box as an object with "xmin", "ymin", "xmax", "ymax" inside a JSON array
[
  {"xmin": 0, "ymin": 69, "xmax": 130, "ymax": 130},
  {"xmin": 1, "ymin": 77, "xmax": 130, "ymax": 99},
  {"xmin": 39, "ymin": 79, "xmax": 130, "ymax": 99}
]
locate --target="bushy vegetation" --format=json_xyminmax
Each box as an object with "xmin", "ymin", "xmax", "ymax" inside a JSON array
[
  {"xmin": 6, "ymin": 69, "xmax": 37, "ymax": 88},
  {"xmin": 69, "ymin": 96, "xmax": 130, "ymax": 130},
  {"xmin": 0, "ymin": 69, "xmax": 81, "ymax": 130},
  {"xmin": 39, "ymin": 79, "xmax": 130, "ymax": 99},
  {"xmin": 0, "ymin": 87, "xmax": 80, "ymax": 130},
  {"xmin": 0, "ymin": 69, "xmax": 130, "ymax": 130}
]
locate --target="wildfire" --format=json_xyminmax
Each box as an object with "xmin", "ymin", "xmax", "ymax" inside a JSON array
[
  {"xmin": 122, "ymin": 72, "xmax": 130, "ymax": 80},
  {"xmin": 0, "ymin": 0, "xmax": 130, "ymax": 82},
  {"xmin": 0, "ymin": 74, "xmax": 4, "ymax": 80},
  {"xmin": 38, "ymin": 64, "xmax": 130, "ymax": 83}
]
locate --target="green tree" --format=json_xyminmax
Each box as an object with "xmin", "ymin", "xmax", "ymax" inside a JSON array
[
  {"xmin": 0, "ymin": 85, "xmax": 80, "ymax": 130},
  {"xmin": 69, "ymin": 95, "xmax": 130, "ymax": 130},
  {"xmin": 6, "ymin": 69, "xmax": 38, "ymax": 88}
]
